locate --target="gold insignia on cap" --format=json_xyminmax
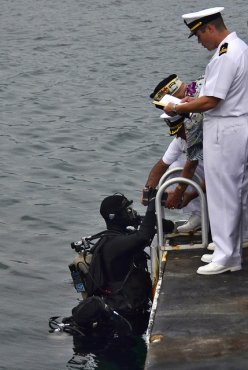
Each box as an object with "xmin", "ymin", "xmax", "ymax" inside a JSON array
[
  {"xmin": 190, "ymin": 21, "xmax": 203, "ymax": 31},
  {"xmin": 154, "ymin": 77, "xmax": 183, "ymax": 101},
  {"xmin": 164, "ymin": 118, "xmax": 184, "ymax": 135},
  {"xmin": 154, "ymin": 85, "xmax": 170, "ymax": 101},
  {"xmin": 169, "ymin": 123, "xmax": 183, "ymax": 135},
  {"xmin": 182, "ymin": 8, "xmax": 225, "ymax": 38},
  {"xmin": 219, "ymin": 42, "xmax": 228, "ymax": 56}
]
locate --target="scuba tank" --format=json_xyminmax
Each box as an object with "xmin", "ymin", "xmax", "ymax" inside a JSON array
[
  {"xmin": 69, "ymin": 237, "xmax": 93, "ymax": 299},
  {"xmin": 69, "ymin": 230, "xmax": 122, "ymax": 299},
  {"xmin": 72, "ymin": 251, "xmax": 92, "ymax": 275}
]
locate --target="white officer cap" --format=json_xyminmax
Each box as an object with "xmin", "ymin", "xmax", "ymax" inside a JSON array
[{"xmin": 182, "ymin": 7, "xmax": 224, "ymax": 38}]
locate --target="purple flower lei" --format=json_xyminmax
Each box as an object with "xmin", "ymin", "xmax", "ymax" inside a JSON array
[{"xmin": 186, "ymin": 81, "xmax": 197, "ymax": 97}]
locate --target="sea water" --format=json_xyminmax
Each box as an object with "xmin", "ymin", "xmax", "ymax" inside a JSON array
[{"xmin": 0, "ymin": 0, "xmax": 247, "ymax": 369}]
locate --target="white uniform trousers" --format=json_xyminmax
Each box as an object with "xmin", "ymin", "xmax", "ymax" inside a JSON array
[{"xmin": 203, "ymin": 115, "xmax": 248, "ymax": 267}]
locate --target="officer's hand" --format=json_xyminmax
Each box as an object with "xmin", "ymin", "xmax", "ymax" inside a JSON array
[
  {"xmin": 165, "ymin": 191, "xmax": 182, "ymax": 209},
  {"xmin": 180, "ymin": 192, "xmax": 197, "ymax": 208},
  {"xmin": 163, "ymin": 102, "xmax": 176, "ymax": 117}
]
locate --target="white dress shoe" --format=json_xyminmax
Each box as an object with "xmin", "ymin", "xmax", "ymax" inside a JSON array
[
  {"xmin": 177, "ymin": 214, "xmax": 201, "ymax": 233},
  {"xmin": 207, "ymin": 240, "xmax": 248, "ymax": 251},
  {"xmin": 197, "ymin": 262, "xmax": 241, "ymax": 275},
  {"xmin": 201, "ymin": 253, "xmax": 213, "ymax": 263},
  {"xmin": 207, "ymin": 242, "xmax": 215, "ymax": 251}
]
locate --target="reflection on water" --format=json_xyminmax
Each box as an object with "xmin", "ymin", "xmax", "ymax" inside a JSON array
[
  {"xmin": 54, "ymin": 306, "xmax": 151, "ymax": 369},
  {"xmin": 67, "ymin": 336, "xmax": 147, "ymax": 370}
]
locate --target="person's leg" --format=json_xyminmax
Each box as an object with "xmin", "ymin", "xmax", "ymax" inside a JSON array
[{"xmin": 201, "ymin": 117, "xmax": 248, "ymax": 269}]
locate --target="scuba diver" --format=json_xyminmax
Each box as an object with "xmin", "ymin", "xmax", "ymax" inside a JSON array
[{"xmin": 49, "ymin": 192, "xmax": 174, "ymax": 339}]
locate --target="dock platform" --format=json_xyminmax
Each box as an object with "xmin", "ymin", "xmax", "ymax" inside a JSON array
[{"xmin": 145, "ymin": 248, "xmax": 248, "ymax": 369}]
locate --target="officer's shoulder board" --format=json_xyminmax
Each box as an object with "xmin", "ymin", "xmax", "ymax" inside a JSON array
[{"xmin": 219, "ymin": 43, "xmax": 228, "ymax": 56}]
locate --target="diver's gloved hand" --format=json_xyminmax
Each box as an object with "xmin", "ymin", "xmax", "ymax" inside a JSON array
[
  {"xmin": 147, "ymin": 197, "xmax": 156, "ymax": 212},
  {"xmin": 142, "ymin": 187, "xmax": 157, "ymax": 206},
  {"xmin": 147, "ymin": 198, "xmax": 174, "ymax": 232},
  {"xmin": 144, "ymin": 188, "xmax": 168, "ymax": 208},
  {"xmin": 147, "ymin": 190, "xmax": 169, "ymax": 212}
]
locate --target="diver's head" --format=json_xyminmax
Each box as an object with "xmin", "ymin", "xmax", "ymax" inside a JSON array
[{"xmin": 100, "ymin": 193, "xmax": 141, "ymax": 230}]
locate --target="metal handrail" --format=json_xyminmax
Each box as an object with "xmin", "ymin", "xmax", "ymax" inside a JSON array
[
  {"xmin": 157, "ymin": 167, "xmax": 203, "ymax": 221},
  {"xmin": 158, "ymin": 167, "xmax": 203, "ymax": 188},
  {"xmin": 155, "ymin": 177, "xmax": 208, "ymax": 250}
]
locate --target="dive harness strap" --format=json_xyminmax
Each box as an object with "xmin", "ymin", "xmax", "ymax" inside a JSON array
[{"xmin": 48, "ymin": 316, "xmax": 85, "ymax": 336}]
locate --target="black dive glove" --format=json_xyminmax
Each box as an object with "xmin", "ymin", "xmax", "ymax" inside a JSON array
[
  {"xmin": 143, "ymin": 187, "xmax": 167, "ymax": 206},
  {"xmin": 147, "ymin": 197, "xmax": 156, "ymax": 212},
  {"xmin": 146, "ymin": 196, "xmax": 174, "ymax": 233}
]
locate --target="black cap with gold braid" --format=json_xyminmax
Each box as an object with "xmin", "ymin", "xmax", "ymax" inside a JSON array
[
  {"xmin": 163, "ymin": 116, "xmax": 184, "ymax": 136},
  {"xmin": 150, "ymin": 74, "xmax": 183, "ymax": 101}
]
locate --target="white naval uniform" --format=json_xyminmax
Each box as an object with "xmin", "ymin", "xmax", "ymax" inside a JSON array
[
  {"xmin": 201, "ymin": 32, "xmax": 248, "ymax": 267},
  {"xmin": 162, "ymin": 137, "xmax": 205, "ymax": 217}
]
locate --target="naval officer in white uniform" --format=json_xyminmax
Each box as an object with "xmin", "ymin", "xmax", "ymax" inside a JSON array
[{"xmin": 164, "ymin": 7, "xmax": 248, "ymax": 275}]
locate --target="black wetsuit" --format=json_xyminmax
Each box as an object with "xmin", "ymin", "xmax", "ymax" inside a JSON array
[
  {"xmin": 101, "ymin": 207, "xmax": 157, "ymax": 284},
  {"xmin": 100, "ymin": 205, "xmax": 158, "ymax": 315},
  {"xmin": 64, "ymin": 205, "xmax": 174, "ymax": 337}
]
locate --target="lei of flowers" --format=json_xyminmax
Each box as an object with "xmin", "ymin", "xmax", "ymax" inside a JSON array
[{"xmin": 185, "ymin": 81, "xmax": 197, "ymax": 97}]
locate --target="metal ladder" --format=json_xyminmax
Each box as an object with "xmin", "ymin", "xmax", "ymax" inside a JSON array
[{"xmin": 150, "ymin": 167, "xmax": 209, "ymax": 283}]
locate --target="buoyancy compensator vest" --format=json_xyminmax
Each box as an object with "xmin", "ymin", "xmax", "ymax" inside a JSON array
[
  {"xmin": 69, "ymin": 229, "xmax": 152, "ymax": 315},
  {"xmin": 69, "ymin": 230, "xmax": 122, "ymax": 298}
]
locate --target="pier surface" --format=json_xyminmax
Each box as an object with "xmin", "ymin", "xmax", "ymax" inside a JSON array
[{"xmin": 145, "ymin": 248, "xmax": 248, "ymax": 370}]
